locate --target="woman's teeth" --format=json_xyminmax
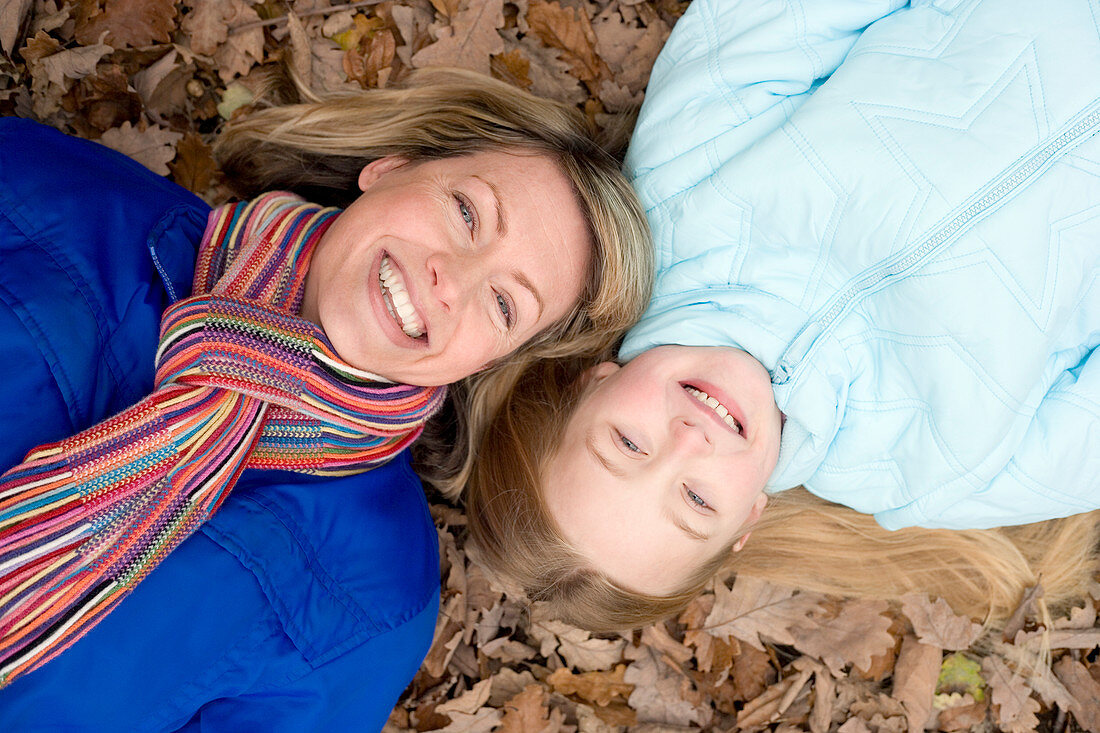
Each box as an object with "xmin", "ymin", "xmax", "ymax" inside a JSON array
[
  {"xmin": 379, "ymin": 256, "xmax": 425, "ymax": 338},
  {"xmin": 684, "ymin": 385, "xmax": 743, "ymax": 434}
]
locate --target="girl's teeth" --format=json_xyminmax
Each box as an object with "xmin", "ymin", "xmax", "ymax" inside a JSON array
[
  {"xmin": 378, "ymin": 255, "xmax": 424, "ymax": 338},
  {"xmin": 684, "ymin": 386, "xmax": 743, "ymax": 434}
]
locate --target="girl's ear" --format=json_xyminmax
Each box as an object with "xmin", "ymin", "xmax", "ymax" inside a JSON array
[
  {"xmin": 732, "ymin": 492, "xmax": 768, "ymax": 552},
  {"xmin": 358, "ymin": 156, "xmax": 411, "ymax": 191},
  {"xmin": 582, "ymin": 361, "xmax": 619, "ymax": 387}
]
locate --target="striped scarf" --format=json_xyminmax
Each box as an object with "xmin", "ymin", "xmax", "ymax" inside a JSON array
[{"xmin": 0, "ymin": 193, "xmax": 445, "ymax": 686}]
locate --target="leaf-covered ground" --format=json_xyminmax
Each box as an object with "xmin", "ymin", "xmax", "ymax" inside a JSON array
[{"xmin": 2, "ymin": 1, "xmax": 1099, "ymax": 731}]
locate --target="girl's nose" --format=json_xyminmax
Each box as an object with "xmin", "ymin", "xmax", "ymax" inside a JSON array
[{"xmin": 669, "ymin": 417, "xmax": 712, "ymax": 455}]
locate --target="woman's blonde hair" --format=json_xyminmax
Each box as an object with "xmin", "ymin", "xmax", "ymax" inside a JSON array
[
  {"xmin": 215, "ymin": 69, "xmax": 653, "ymax": 493},
  {"xmin": 466, "ymin": 358, "xmax": 1100, "ymax": 633}
]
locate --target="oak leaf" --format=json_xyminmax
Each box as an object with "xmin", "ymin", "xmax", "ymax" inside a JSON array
[
  {"xmin": 487, "ymin": 668, "xmax": 538, "ymax": 707},
  {"xmin": 498, "ymin": 28, "xmax": 584, "ymax": 106},
  {"xmin": 547, "ymin": 665, "xmax": 633, "ymax": 707},
  {"xmin": 498, "ymin": 684, "xmax": 563, "ymax": 733},
  {"xmin": 525, "ymin": 0, "xmax": 609, "ymax": 86},
  {"xmin": 891, "ymin": 635, "xmax": 941, "ymax": 733},
  {"xmin": 436, "ymin": 706, "xmax": 502, "ymax": 733},
  {"xmin": 75, "ymin": 0, "xmax": 176, "ymax": 48},
  {"xmin": 982, "ymin": 655, "xmax": 1041, "ymax": 732},
  {"xmin": 1053, "ymin": 657, "xmax": 1100, "ymax": 732},
  {"xmin": 168, "ymin": 132, "xmax": 215, "ymax": 193},
  {"xmin": 212, "ymin": 0, "xmax": 263, "ymax": 83},
  {"xmin": 900, "ymin": 593, "xmax": 983, "ymax": 651},
  {"xmin": 181, "ymin": 0, "xmax": 228, "ymax": 56},
  {"xmin": 410, "ymin": 0, "xmax": 503, "ymax": 76},
  {"xmin": 623, "ymin": 645, "xmax": 710, "ymax": 727},
  {"xmin": 0, "ymin": 0, "xmax": 33, "ymax": 55},
  {"xmin": 704, "ymin": 575, "xmax": 824, "ymax": 651},
  {"xmin": 98, "ymin": 121, "xmax": 182, "ymax": 176},
  {"xmin": 529, "ymin": 619, "xmax": 625, "ymax": 672}
]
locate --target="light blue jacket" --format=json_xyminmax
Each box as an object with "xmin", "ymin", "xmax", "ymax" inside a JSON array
[{"xmin": 622, "ymin": 0, "xmax": 1100, "ymax": 530}]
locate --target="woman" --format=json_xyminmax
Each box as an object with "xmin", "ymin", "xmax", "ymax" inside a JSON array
[
  {"xmin": 0, "ymin": 69, "xmax": 652, "ymax": 728},
  {"xmin": 464, "ymin": 0, "xmax": 1100, "ymax": 632}
]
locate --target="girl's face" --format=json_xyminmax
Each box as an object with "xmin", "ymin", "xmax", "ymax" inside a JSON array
[
  {"xmin": 543, "ymin": 346, "xmax": 783, "ymax": 594},
  {"xmin": 301, "ymin": 151, "xmax": 591, "ymax": 386}
]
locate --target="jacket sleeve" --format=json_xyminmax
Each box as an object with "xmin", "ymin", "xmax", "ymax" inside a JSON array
[
  {"xmin": 625, "ymin": 0, "xmax": 907, "ymax": 203},
  {"xmin": 875, "ymin": 347, "xmax": 1100, "ymax": 530}
]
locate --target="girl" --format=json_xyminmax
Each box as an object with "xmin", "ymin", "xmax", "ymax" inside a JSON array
[
  {"xmin": 0, "ymin": 69, "xmax": 652, "ymax": 727},
  {"xmin": 465, "ymin": 0, "xmax": 1100, "ymax": 631}
]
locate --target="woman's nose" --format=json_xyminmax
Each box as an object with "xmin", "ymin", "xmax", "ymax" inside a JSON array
[{"xmin": 426, "ymin": 252, "xmax": 480, "ymax": 313}]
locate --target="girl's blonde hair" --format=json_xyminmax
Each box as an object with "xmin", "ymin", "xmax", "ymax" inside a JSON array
[
  {"xmin": 215, "ymin": 69, "xmax": 653, "ymax": 493},
  {"xmin": 466, "ymin": 358, "xmax": 1100, "ymax": 633}
]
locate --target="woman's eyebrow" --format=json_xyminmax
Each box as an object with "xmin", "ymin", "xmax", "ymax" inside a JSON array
[
  {"xmin": 473, "ymin": 175, "xmax": 508, "ymax": 237},
  {"xmin": 585, "ymin": 428, "xmax": 626, "ymax": 478},
  {"xmin": 513, "ymin": 270, "xmax": 545, "ymax": 320}
]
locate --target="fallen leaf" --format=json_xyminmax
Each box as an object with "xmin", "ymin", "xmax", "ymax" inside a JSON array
[
  {"xmin": 704, "ymin": 575, "xmax": 823, "ymax": 651},
  {"xmin": 891, "ymin": 636, "xmax": 941, "ymax": 733},
  {"xmin": 0, "ymin": 0, "xmax": 32, "ymax": 55},
  {"xmin": 525, "ymin": 0, "xmax": 609, "ymax": 86},
  {"xmin": 937, "ymin": 652, "xmax": 986, "ymax": 701},
  {"xmin": 529, "ymin": 619, "xmax": 626, "ymax": 672},
  {"xmin": 168, "ymin": 132, "xmax": 215, "ymax": 193},
  {"xmin": 982, "ymin": 655, "xmax": 1041, "ymax": 732},
  {"xmin": 623, "ymin": 645, "xmax": 709, "ymax": 727},
  {"xmin": 410, "ymin": 0, "xmax": 503, "ymax": 76},
  {"xmin": 98, "ymin": 121, "xmax": 182, "ymax": 175},
  {"xmin": 547, "ymin": 665, "xmax": 633, "ymax": 707},
  {"xmin": 181, "ymin": 0, "xmax": 228, "ymax": 55},
  {"xmin": 76, "ymin": 0, "xmax": 176, "ymax": 47},
  {"xmin": 498, "ymin": 684, "xmax": 563, "ymax": 733},
  {"xmin": 789, "ymin": 599, "xmax": 896, "ymax": 676},
  {"xmin": 1053, "ymin": 657, "xmax": 1100, "ymax": 732},
  {"xmin": 1001, "ymin": 583, "xmax": 1043, "ymax": 643},
  {"xmin": 212, "ymin": 0, "xmax": 263, "ymax": 83},
  {"xmin": 900, "ymin": 593, "xmax": 984, "ymax": 651},
  {"xmin": 488, "ymin": 668, "xmax": 538, "ymax": 707},
  {"xmin": 436, "ymin": 706, "xmax": 502, "ymax": 733}
]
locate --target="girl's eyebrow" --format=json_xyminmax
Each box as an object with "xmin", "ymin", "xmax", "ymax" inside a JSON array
[
  {"xmin": 664, "ymin": 505, "xmax": 710, "ymax": 542},
  {"xmin": 585, "ymin": 428, "xmax": 626, "ymax": 478}
]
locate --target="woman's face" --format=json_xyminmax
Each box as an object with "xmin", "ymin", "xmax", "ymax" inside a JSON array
[
  {"xmin": 542, "ymin": 345, "xmax": 783, "ymax": 594},
  {"xmin": 301, "ymin": 151, "xmax": 591, "ymax": 386}
]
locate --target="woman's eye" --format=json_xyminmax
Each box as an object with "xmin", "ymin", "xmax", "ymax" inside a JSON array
[
  {"xmin": 685, "ymin": 486, "xmax": 711, "ymax": 510},
  {"xmin": 495, "ymin": 291, "xmax": 514, "ymax": 328},
  {"xmin": 455, "ymin": 193, "xmax": 477, "ymax": 232}
]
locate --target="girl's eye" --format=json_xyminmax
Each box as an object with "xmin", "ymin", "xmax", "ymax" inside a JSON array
[
  {"xmin": 495, "ymin": 291, "xmax": 514, "ymax": 328},
  {"xmin": 685, "ymin": 486, "xmax": 711, "ymax": 510},
  {"xmin": 455, "ymin": 193, "xmax": 477, "ymax": 232},
  {"xmin": 619, "ymin": 432, "xmax": 642, "ymax": 454}
]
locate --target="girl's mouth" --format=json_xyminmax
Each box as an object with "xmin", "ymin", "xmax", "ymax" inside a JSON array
[
  {"xmin": 378, "ymin": 254, "xmax": 426, "ymax": 339},
  {"xmin": 682, "ymin": 384, "xmax": 744, "ymax": 434}
]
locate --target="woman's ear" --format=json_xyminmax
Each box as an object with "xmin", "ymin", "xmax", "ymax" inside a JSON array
[
  {"xmin": 732, "ymin": 492, "xmax": 768, "ymax": 552},
  {"xmin": 358, "ymin": 156, "xmax": 410, "ymax": 191}
]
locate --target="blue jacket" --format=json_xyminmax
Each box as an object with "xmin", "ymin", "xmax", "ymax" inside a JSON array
[
  {"xmin": 623, "ymin": 0, "xmax": 1100, "ymax": 529},
  {"xmin": 0, "ymin": 118, "xmax": 439, "ymax": 731}
]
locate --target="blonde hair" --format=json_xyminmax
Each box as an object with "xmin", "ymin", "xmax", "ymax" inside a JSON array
[
  {"xmin": 466, "ymin": 358, "xmax": 1100, "ymax": 633},
  {"xmin": 215, "ymin": 69, "xmax": 653, "ymax": 493}
]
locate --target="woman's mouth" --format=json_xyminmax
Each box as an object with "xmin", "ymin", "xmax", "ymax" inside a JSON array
[
  {"xmin": 379, "ymin": 255, "xmax": 425, "ymax": 339},
  {"xmin": 683, "ymin": 384, "xmax": 744, "ymax": 435}
]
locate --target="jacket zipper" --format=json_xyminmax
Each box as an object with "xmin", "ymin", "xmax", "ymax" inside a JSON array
[{"xmin": 773, "ymin": 99, "xmax": 1100, "ymax": 385}]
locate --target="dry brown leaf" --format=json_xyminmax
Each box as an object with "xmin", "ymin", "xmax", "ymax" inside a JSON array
[
  {"xmin": 704, "ymin": 575, "xmax": 823, "ymax": 651},
  {"xmin": 410, "ymin": 0, "xmax": 503, "ymax": 76},
  {"xmin": 98, "ymin": 121, "xmax": 182, "ymax": 175},
  {"xmin": 525, "ymin": 0, "xmax": 609, "ymax": 87},
  {"xmin": 623, "ymin": 645, "xmax": 710, "ymax": 727},
  {"xmin": 0, "ymin": 0, "xmax": 33, "ymax": 55},
  {"xmin": 498, "ymin": 28, "xmax": 584, "ymax": 106},
  {"xmin": 20, "ymin": 29, "xmax": 61, "ymax": 64},
  {"xmin": 1054, "ymin": 603, "xmax": 1097, "ymax": 629},
  {"xmin": 640, "ymin": 624, "xmax": 692, "ymax": 666},
  {"xmin": 529, "ymin": 619, "xmax": 626, "ymax": 672},
  {"xmin": 1053, "ymin": 657, "xmax": 1100, "ymax": 732},
  {"xmin": 436, "ymin": 706, "xmax": 502, "ymax": 733},
  {"xmin": 169, "ymin": 132, "xmax": 215, "ymax": 193},
  {"xmin": 498, "ymin": 684, "xmax": 563, "ymax": 733},
  {"xmin": 181, "ymin": 0, "xmax": 228, "ymax": 55},
  {"xmin": 285, "ymin": 11, "xmax": 312, "ymax": 88},
  {"xmin": 547, "ymin": 665, "xmax": 633, "ymax": 707},
  {"xmin": 936, "ymin": 698, "xmax": 988, "ymax": 731},
  {"xmin": 75, "ymin": 0, "xmax": 176, "ymax": 47},
  {"xmin": 345, "ymin": 28, "xmax": 395, "ymax": 88},
  {"xmin": 1002, "ymin": 583, "xmax": 1043, "ymax": 642},
  {"xmin": 982, "ymin": 655, "xmax": 1041, "ymax": 732},
  {"xmin": 479, "ymin": 636, "xmax": 537, "ymax": 664},
  {"xmin": 808, "ymin": 665, "xmax": 835, "ymax": 733},
  {"xmin": 212, "ymin": 0, "xmax": 263, "ymax": 83},
  {"xmin": 737, "ymin": 665, "xmax": 813, "ymax": 730},
  {"xmin": 891, "ymin": 636, "xmax": 941, "ymax": 733},
  {"xmin": 731, "ymin": 642, "xmax": 775, "ymax": 703},
  {"xmin": 899, "ymin": 593, "xmax": 983, "ymax": 651},
  {"xmin": 789, "ymin": 599, "xmax": 895, "ymax": 676},
  {"xmin": 487, "ymin": 668, "xmax": 538, "ymax": 707},
  {"xmin": 490, "ymin": 47, "xmax": 531, "ymax": 90}
]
